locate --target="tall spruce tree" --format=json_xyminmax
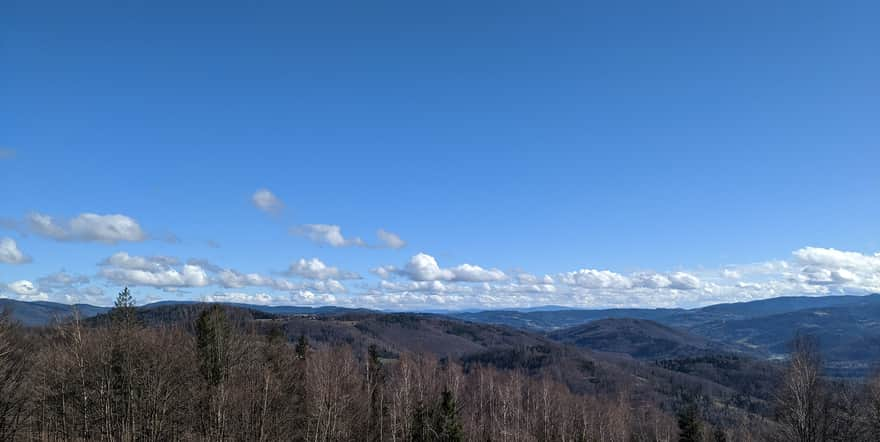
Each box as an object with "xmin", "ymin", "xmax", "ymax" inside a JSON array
[
  {"xmin": 294, "ymin": 334, "xmax": 309, "ymax": 360},
  {"xmin": 677, "ymin": 402, "xmax": 702, "ymax": 442},
  {"xmin": 196, "ymin": 305, "xmax": 232, "ymax": 387},
  {"xmin": 111, "ymin": 287, "xmax": 136, "ymax": 326},
  {"xmin": 367, "ymin": 344, "xmax": 386, "ymax": 441},
  {"xmin": 436, "ymin": 389, "xmax": 463, "ymax": 442}
]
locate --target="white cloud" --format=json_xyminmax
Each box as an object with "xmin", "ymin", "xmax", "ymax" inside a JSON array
[
  {"xmin": 18, "ymin": 243, "xmax": 880, "ymax": 310},
  {"xmin": 448, "ymin": 263, "xmax": 507, "ymax": 282},
  {"xmin": 667, "ymin": 272, "xmax": 701, "ymax": 290},
  {"xmin": 721, "ymin": 269, "xmax": 741, "ymax": 279},
  {"xmin": 286, "ymin": 257, "xmax": 360, "ymax": 280},
  {"xmin": 560, "ymin": 269, "xmax": 631, "ymax": 289},
  {"xmin": 516, "ymin": 273, "xmax": 553, "ymax": 285},
  {"xmin": 36, "ymin": 271, "xmax": 89, "ymax": 288},
  {"xmin": 0, "ymin": 237, "xmax": 30, "ymax": 264},
  {"xmin": 292, "ymin": 290, "xmax": 337, "ymax": 305},
  {"xmin": 304, "ymin": 279, "xmax": 348, "ymax": 294},
  {"xmin": 292, "ymin": 224, "xmax": 407, "ymax": 249},
  {"xmin": 27, "ymin": 212, "xmax": 146, "ymax": 243},
  {"xmin": 397, "ymin": 253, "xmax": 507, "ymax": 282},
  {"xmin": 100, "ymin": 252, "xmax": 209, "ymax": 288},
  {"xmin": 376, "ymin": 229, "xmax": 406, "ymax": 249},
  {"xmin": 788, "ymin": 247, "xmax": 880, "ymax": 293},
  {"xmin": 5, "ymin": 271, "xmax": 104, "ymax": 304},
  {"xmin": 203, "ymin": 289, "xmax": 339, "ymax": 306},
  {"xmin": 217, "ymin": 269, "xmax": 275, "ymax": 288},
  {"xmin": 292, "ymin": 224, "xmax": 365, "ymax": 247},
  {"xmin": 203, "ymin": 291, "xmax": 279, "ymax": 305},
  {"xmin": 251, "ymin": 188, "xmax": 284, "ymax": 214},
  {"xmin": 0, "ymin": 148, "xmax": 14, "ymax": 160},
  {"xmin": 6, "ymin": 280, "xmax": 49, "ymax": 301},
  {"xmin": 632, "ymin": 272, "xmax": 671, "ymax": 289},
  {"xmin": 27, "ymin": 213, "xmax": 68, "ymax": 239},
  {"xmin": 61, "ymin": 286, "xmax": 107, "ymax": 305},
  {"xmin": 403, "ymin": 254, "xmax": 455, "ymax": 281},
  {"xmin": 793, "ymin": 247, "xmax": 880, "ymax": 272},
  {"xmin": 208, "ymin": 264, "xmax": 350, "ymax": 293},
  {"xmin": 101, "ymin": 266, "xmax": 210, "ymax": 289},
  {"xmin": 102, "ymin": 252, "xmax": 178, "ymax": 271},
  {"xmin": 371, "ymin": 265, "xmax": 398, "ymax": 279}
]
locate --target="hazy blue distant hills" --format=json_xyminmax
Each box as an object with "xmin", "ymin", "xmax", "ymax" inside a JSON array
[
  {"xmin": 696, "ymin": 294, "xmax": 880, "ymax": 318},
  {"xmin": 689, "ymin": 296, "xmax": 880, "ymax": 376},
  {"xmin": 453, "ymin": 294, "xmax": 880, "ymax": 331},
  {"xmin": 453, "ymin": 294, "xmax": 880, "ymax": 376},
  {"xmin": 142, "ymin": 300, "xmax": 375, "ymax": 316},
  {"xmin": 0, "ymin": 298, "xmax": 372, "ymax": 326},
  {"xmin": 0, "ymin": 298, "xmax": 109, "ymax": 326},
  {"xmin": 451, "ymin": 308, "xmax": 684, "ymax": 331}
]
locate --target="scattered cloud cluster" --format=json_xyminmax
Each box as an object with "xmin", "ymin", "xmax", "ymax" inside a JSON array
[
  {"xmin": 4, "ymin": 193, "xmax": 880, "ymax": 311},
  {"xmin": 89, "ymin": 252, "xmax": 352, "ymax": 302},
  {"xmin": 2, "ymin": 271, "xmax": 104, "ymax": 304},
  {"xmin": 351, "ymin": 247, "xmax": 880, "ymax": 310},
  {"xmin": 790, "ymin": 247, "xmax": 880, "ymax": 293},
  {"xmin": 202, "ymin": 289, "xmax": 338, "ymax": 306}
]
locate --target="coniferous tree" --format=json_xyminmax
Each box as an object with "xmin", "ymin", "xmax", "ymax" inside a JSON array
[
  {"xmin": 410, "ymin": 401, "xmax": 431, "ymax": 442},
  {"xmin": 195, "ymin": 305, "xmax": 237, "ymax": 440},
  {"xmin": 436, "ymin": 388, "xmax": 463, "ymax": 442},
  {"xmin": 295, "ymin": 334, "xmax": 310, "ymax": 360},
  {"xmin": 367, "ymin": 344, "xmax": 386, "ymax": 441},
  {"xmin": 111, "ymin": 286, "xmax": 137, "ymax": 326},
  {"xmin": 677, "ymin": 402, "xmax": 702, "ymax": 442},
  {"xmin": 196, "ymin": 305, "xmax": 232, "ymax": 387}
]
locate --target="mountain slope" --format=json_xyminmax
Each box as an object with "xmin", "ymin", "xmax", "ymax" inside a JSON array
[
  {"xmin": 547, "ymin": 318, "xmax": 733, "ymax": 359},
  {"xmin": 452, "ymin": 308, "xmax": 683, "ymax": 331}
]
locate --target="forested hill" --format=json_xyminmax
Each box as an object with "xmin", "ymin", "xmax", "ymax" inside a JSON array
[
  {"xmin": 4, "ymin": 299, "xmax": 880, "ymax": 440},
  {"xmin": 1, "ymin": 301, "xmax": 784, "ymax": 440}
]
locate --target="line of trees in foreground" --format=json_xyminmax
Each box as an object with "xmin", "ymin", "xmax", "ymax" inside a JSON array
[{"xmin": 3, "ymin": 289, "xmax": 880, "ymax": 441}]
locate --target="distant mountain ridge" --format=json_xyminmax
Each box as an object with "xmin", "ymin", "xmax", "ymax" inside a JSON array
[
  {"xmin": 3, "ymin": 293, "xmax": 878, "ymax": 328},
  {"xmin": 452, "ymin": 294, "xmax": 880, "ymax": 331},
  {"xmin": 4, "ymin": 293, "xmax": 880, "ymax": 376},
  {"xmin": 0, "ymin": 299, "xmax": 110, "ymax": 326},
  {"xmin": 0, "ymin": 298, "xmax": 370, "ymax": 326}
]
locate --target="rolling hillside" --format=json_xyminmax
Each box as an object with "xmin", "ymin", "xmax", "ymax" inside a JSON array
[{"xmin": 547, "ymin": 317, "xmax": 735, "ymax": 359}]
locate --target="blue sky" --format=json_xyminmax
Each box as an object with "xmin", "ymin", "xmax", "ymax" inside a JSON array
[{"xmin": 2, "ymin": 1, "xmax": 879, "ymax": 309}]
